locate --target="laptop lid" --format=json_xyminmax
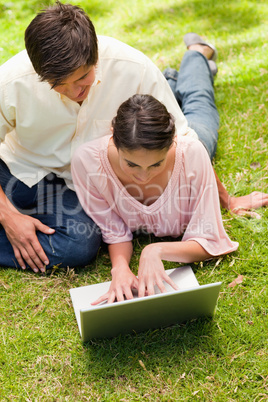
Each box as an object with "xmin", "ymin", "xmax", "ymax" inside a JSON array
[{"xmin": 69, "ymin": 266, "xmax": 221, "ymax": 341}]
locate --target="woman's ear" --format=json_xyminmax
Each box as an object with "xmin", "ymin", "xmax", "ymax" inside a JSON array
[{"xmin": 110, "ymin": 126, "xmax": 114, "ymax": 134}]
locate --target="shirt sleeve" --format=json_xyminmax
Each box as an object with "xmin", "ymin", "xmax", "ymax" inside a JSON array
[
  {"xmin": 139, "ymin": 57, "xmax": 198, "ymax": 140},
  {"xmin": 71, "ymin": 143, "xmax": 133, "ymax": 244},
  {"xmin": 181, "ymin": 140, "xmax": 239, "ymax": 256}
]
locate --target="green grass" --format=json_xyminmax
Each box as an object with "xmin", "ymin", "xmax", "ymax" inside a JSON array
[{"xmin": 0, "ymin": 0, "xmax": 267, "ymax": 400}]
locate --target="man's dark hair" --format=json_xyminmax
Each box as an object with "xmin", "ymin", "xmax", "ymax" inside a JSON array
[
  {"xmin": 25, "ymin": 1, "xmax": 98, "ymax": 86},
  {"xmin": 112, "ymin": 94, "xmax": 176, "ymax": 151}
]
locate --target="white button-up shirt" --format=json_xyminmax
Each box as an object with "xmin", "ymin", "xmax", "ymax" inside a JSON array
[{"xmin": 0, "ymin": 36, "xmax": 197, "ymax": 189}]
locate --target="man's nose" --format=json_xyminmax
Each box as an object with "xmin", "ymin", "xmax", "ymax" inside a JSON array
[{"xmin": 67, "ymin": 83, "xmax": 82, "ymax": 96}]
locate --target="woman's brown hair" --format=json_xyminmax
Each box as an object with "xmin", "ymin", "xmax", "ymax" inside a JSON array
[{"xmin": 112, "ymin": 94, "xmax": 176, "ymax": 151}]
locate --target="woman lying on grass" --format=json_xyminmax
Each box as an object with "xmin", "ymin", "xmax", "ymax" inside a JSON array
[{"xmin": 72, "ymin": 94, "xmax": 238, "ymax": 303}]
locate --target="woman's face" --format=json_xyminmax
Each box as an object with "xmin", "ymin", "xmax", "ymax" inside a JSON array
[{"xmin": 118, "ymin": 147, "xmax": 169, "ymax": 185}]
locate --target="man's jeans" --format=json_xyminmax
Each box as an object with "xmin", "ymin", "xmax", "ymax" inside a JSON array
[
  {"xmin": 0, "ymin": 160, "xmax": 101, "ymax": 269},
  {"xmin": 163, "ymin": 50, "xmax": 219, "ymax": 159}
]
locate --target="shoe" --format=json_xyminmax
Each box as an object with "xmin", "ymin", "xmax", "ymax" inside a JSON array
[
  {"xmin": 183, "ymin": 32, "xmax": 218, "ymax": 61},
  {"xmin": 208, "ymin": 60, "xmax": 218, "ymax": 76}
]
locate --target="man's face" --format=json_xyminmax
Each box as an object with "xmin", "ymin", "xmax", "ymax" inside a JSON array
[{"xmin": 51, "ymin": 65, "xmax": 96, "ymax": 103}]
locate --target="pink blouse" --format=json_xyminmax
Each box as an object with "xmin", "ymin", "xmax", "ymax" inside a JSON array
[{"xmin": 71, "ymin": 135, "xmax": 238, "ymax": 256}]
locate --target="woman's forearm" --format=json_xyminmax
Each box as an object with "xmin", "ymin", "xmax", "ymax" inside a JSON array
[
  {"xmin": 141, "ymin": 240, "xmax": 212, "ymax": 264},
  {"xmin": 108, "ymin": 241, "xmax": 133, "ymax": 273},
  {"xmin": 92, "ymin": 241, "xmax": 137, "ymax": 304},
  {"xmin": 212, "ymin": 167, "xmax": 230, "ymax": 209}
]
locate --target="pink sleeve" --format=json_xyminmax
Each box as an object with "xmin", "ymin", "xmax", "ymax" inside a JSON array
[
  {"xmin": 71, "ymin": 143, "xmax": 133, "ymax": 244},
  {"xmin": 181, "ymin": 140, "xmax": 238, "ymax": 256}
]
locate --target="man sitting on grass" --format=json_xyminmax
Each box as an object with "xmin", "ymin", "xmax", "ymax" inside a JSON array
[{"xmin": 0, "ymin": 1, "xmax": 267, "ymax": 273}]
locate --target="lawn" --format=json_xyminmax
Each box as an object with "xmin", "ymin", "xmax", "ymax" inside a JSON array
[{"xmin": 0, "ymin": 0, "xmax": 267, "ymax": 401}]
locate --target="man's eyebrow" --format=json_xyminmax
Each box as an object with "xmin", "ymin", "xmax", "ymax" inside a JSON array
[
  {"xmin": 75, "ymin": 71, "xmax": 89, "ymax": 81},
  {"xmin": 50, "ymin": 71, "xmax": 89, "ymax": 89}
]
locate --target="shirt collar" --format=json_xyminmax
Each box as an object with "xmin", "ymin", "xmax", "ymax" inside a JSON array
[{"xmin": 94, "ymin": 58, "xmax": 102, "ymax": 86}]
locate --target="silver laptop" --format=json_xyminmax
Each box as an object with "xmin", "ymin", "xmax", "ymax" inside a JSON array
[{"xmin": 69, "ymin": 266, "xmax": 221, "ymax": 341}]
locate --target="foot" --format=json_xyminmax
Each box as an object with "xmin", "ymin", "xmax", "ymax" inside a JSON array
[
  {"xmin": 207, "ymin": 60, "xmax": 218, "ymax": 76},
  {"xmin": 188, "ymin": 43, "xmax": 214, "ymax": 60},
  {"xmin": 184, "ymin": 33, "xmax": 218, "ymax": 61}
]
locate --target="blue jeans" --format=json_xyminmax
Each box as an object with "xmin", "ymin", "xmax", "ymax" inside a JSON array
[
  {"xmin": 163, "ymin": 50, "xmax": 219, "ymax": 159},
  {"xmin": 0, "ymin": 159, "xmax": 101, "ymax": 269}
]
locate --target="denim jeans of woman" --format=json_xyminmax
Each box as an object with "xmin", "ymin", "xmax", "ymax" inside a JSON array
[{"xmin": 163, "ymin": 50, "xmax": 219, "ymax": 159}]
